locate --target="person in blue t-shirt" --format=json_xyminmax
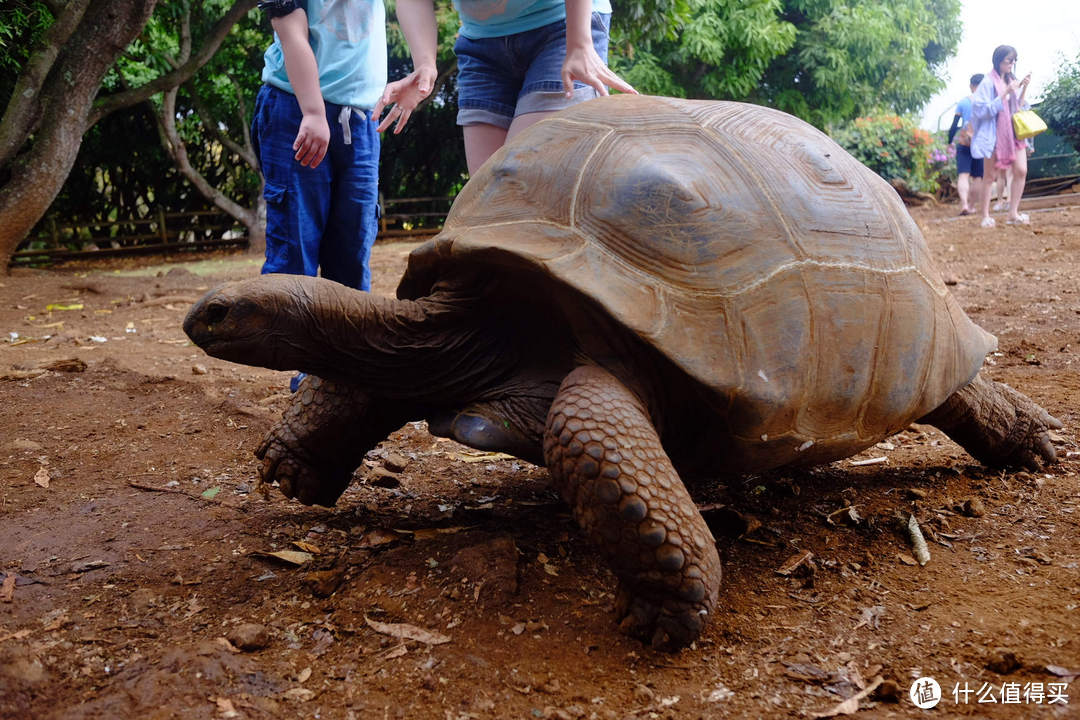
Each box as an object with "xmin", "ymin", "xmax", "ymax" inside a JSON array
[
  {"xmin": 377, "ymin": 0, "xmax": 636, "ymax": 174},
  {"xmin": 947, "ymin": 73, "xmax": 985, "ymax": 216},
  {"xmin": 253, "ymin": 0, "xmax": 436, "ymax": 292},
  {"xmin": 253, "ymin": 0, "xmax": 436, "ymax": 392}
]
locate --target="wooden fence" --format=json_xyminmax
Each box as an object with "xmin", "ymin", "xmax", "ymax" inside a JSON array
[{"xmin": 11, "ymin": 195, "xmax": 454, "ymax": 266}]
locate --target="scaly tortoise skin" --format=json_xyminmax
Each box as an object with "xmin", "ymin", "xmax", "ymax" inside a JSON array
[{"xmin": 184, "ymin": 95, "xmax": 1060, "ymax": 650}]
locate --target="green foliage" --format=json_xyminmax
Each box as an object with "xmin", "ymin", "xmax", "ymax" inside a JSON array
[
  {"xmin": 0, "ymin": 1, "xmax": 52, "ymax": 74},
  {"xmin": 610, "ymin": 0, "xmax": 796, "ymax": 100},
  {"xmin": 831, "ymin": 114, "xmax": 940, "ymax": 193},
  {"xmin": 1038, "ymin": 51, "xmax": 1080, "ymax": 156},
  {"xmin": 754, "ymin": 0, "xmax": 961, "ymax": 128}
]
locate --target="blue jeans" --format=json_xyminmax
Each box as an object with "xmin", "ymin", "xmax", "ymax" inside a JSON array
[
  {"xmin": 454, "ymin": 13, "xmax": 612, "ymax": 129},
  {"xmin": 251, "ymin": 84, "xmax": 380, "ymax": 292}
]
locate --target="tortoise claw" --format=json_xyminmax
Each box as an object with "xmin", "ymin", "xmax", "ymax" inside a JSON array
[
  {"xmin": 252, "ymin": 376, "xmax": 405, "ymax": 507},
  {"xmin": 615, "ymin": 585, "xmax": 707, "ymax": 651}
]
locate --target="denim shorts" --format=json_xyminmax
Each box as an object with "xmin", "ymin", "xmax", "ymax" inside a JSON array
[{"xmin": 454, "ymin": 12, "xmax": 611, "ymax": 128}]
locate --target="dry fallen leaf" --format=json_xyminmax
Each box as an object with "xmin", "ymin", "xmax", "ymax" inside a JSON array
[
  {"xmin": 451, "ymin": 451, "xmax": 515, "ymax": 463},
  {"xmin": 810, "ymin": 675, "xmax": 884, "ymax": 718},
  {"xmin": 0, "ymin": 574, "xmax": 16, "ymax": 603},
  {"xmin": 357, "ymin": 528, "xmax": 403, "ymax": 548},
  {"xmin": 33, "ymin": 467, "xmax": 50, "ymax": 488},
  {"xmin": 776, "ymin": 550, "xmax": 814, "ymax": 576},
  {"xmin": 292, "ymin": 540, "xmax": 322, "ymax": 554},
  {"xmin": 364, "ymin": 616, "xmax": 451, "ymax": 645},
  {"xmin": 282, "ymin": 688, "xmax": 315, "ymax": 702},
  {"xmin": 214, "ymin": 697, "xmax": 240, "ymax": 718},
  {"xmin": 252, "ymin": 550, "xmax": 314, "ymax": 566}
]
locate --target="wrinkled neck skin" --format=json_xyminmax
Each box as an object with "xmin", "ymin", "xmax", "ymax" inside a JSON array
[
  {"xmin": 281, "ymin": 278, "xmax": 512, "ymax": 404},
  {"xmin": 184, "ymin": 274, "xmax": 514, "ymax": 406}
]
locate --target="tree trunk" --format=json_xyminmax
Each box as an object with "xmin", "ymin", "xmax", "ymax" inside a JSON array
[
  {"xmin": 0, "ymin": 0, "xmax": 158, "ymax": 272},
  {"xmin": 0, "ymin": 0, "xmax": 259, "ymax": 273}
]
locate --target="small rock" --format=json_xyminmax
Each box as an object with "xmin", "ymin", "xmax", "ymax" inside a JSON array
[
  {"xmin": 303, "ymin": 567, "xmax": 346, "ymax": 597},
  {"xmin": 0, "ymin": 646, "xmax": 48, "ymax": 687},
  {"xmin": 633, "ymin": 683, "xmax": 655, "ymax": 702},
  {"xmin": 905, "ymin": 488, "xmax": 927, "ymax": 500},
  {"xmin": 987, "ymin": 648, "xmax": 1021, "ymax": 674},
  {"xmin": 192, "ymin": 364, "xmax": 208, "ymax": 375},
  {"xmin": 383, "ymin": 452, "xmax": 410, "ymax": 473},
  {"xmin": 960, "ymin": 497, "xmax": 985, "ymax": 517},
  {"xmin": 227, "ymin": 623, "xmax": 271, "ymax": 651},
  {"xmin": 368, "ymin": 467, "xmax": 400, "ymax": 488},
  {"xmin": 450, "ymin": 535, "xmax": 519, "ymax": 607},
  {"xmin": 874, "ymin": 678, "xmax": 901, "ymax": 703}
]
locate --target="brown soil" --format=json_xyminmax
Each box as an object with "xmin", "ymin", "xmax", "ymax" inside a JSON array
[{"xmin": 1, "ymin": 201, "xmax": 1078, "ymax": 719}]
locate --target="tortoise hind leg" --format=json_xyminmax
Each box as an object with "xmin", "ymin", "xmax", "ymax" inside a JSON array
[
  {"xmin": 919, "ymin": 371, "xmax": 1062, "ymax": 470},
  {"xmin": 256, "ymin": 376, "xmax": 409, "ymax": 506},
  {"xmin": 543, "ymin": 366, "xmax": 721, "ymax": 650}
]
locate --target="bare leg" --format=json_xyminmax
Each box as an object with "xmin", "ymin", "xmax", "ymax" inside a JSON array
[
  {"xmin": 1007, "ymin": 150, "xmax": 1028, "ymax": 223},
  {"xmin": 919, "ymin": 372, "xmax": 1060, "ymax": 469},
  {"xmin": 463, "ymin": 123, "xmax": 509, "ymax": 175},
  {"xmin": 957, "ymin": 171, "xmax": 971, "ymax": 212},
  {"xmin": 543, "ymin": 366, "xmax": 721, "ymax": 650},
  {"xmin": 980, "ymin": 156, "xmax": 996, "ymax": 226},
  {"xmin": 256, "ymin": 376, "xmax": 408, "ymax": 506},
  {"xmin": 506, "ymin": 111, "xmax": 552, "ymax": 143}
]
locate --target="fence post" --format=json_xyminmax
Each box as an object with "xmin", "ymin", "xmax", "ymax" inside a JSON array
[
  {"xmin": 378, "ymin": 192, "xmax": 388, "ymax": 234},
  {"xmin": 158, "ymin": 207, "xmax": 168, "ymax": 244},
  {"xmin": 49, "ymin": 218, "xmax": 59, "ymax": 249}
]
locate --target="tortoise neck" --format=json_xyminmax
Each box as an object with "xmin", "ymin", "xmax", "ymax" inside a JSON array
[{"xmin": 298, "ymin": 281, "xmax": 510, "ymax": 402}]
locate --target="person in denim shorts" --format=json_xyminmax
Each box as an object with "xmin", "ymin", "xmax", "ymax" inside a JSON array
[
  {"xmin": 381, "ymin": 0, "xmax": 635, "ymax": 174},
  {"xmin": 253, "ymin": 0, "xmax": 436, "ymax": 390},
  {"xmin": 947, "ymin": 74, "xmax": 985, "ymax": 216}
]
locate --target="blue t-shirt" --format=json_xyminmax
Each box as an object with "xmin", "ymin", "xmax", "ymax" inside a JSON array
[
  {"xmin": 261, "ymin": 0, "xmax": 387, "ymax": 109},
  {"xmin": 453, "ymin": 0, "xmax": 612, "ymax": 39},
  {"xmin": 955, "ymin": 96, "xmax": 972, "ymax": 126}
]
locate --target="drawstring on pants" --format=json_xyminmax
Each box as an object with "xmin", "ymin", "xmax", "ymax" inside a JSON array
[{"xmin": 338, "ymin": 106, "xmax": 364, "ymax": 145}]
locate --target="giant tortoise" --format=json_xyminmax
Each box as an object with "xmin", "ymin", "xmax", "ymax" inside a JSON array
[{"xmin": 184, "ymin": 95, "xmax": 1061, "ymax": 650}]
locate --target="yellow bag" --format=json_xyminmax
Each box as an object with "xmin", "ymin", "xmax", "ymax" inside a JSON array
[{"xmin": 1012, "ymin": 109, "xmax": 1047, "ymax": 140}]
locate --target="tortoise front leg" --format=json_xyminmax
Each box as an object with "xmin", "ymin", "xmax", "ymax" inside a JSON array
[
  {"xmin": 256, "ymin": 376, "xmax": 408, "ymax": 506},
  {"xmin": 543, "ymin": 366, "xmax": 721, "ymax": 650},
  {"xmin": 919, "ymin": 371, "xmax": 1062, "ymax": 469}
]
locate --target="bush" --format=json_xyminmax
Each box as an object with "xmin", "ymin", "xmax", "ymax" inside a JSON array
[
  {"xmin": 1039, "ymin": 53, "xmax": 1080, "ymax": 155},
  {"xmin": 830, "ymin": 115, "xmax": 945, "ymax": 194}
]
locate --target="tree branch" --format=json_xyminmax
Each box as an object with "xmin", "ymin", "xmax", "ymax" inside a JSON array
[
  {"xmin": 0, "ymin": 0, "xmax": 93, "ymax": 168},
  {"xmin": 87, "ymin": 0, "xmax": 258, "ymax": 127},
  {"xmin": 155, "ymin": 86, "xmax": 256, "ymax": 230}
]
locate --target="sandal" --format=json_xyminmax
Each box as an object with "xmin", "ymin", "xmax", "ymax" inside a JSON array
[
  {"xmin": 1006, "ymin": 213, "xmax": 1030, "ymax": 226},
  {"xmin": 980, "ymin": 217, "xmax": 996, "ymax": 228}
]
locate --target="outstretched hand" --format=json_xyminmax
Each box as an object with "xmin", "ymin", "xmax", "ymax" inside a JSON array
[
  {"xmin": 374, "ymin": 65, "xmax": 437, "ymax": 134},
  {"xmin": 561, "ymin": 44, "xmax": 636, "ymax": 98}
]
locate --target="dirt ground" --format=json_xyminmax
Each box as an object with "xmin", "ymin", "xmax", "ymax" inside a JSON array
[{"xmin": 1, "ymin": 199, "xmax": 1078, "ymax": 720}]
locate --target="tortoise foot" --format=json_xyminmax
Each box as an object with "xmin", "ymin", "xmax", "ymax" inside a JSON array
[
  {"xmin": 255, "ymin": 376, "xmax": 404, "ymax": 506},
  {"xmin": 544, "ymin": 366, "xmax": 721, "ymax": 651},
  {"xmin": 615, "ymin": 580, "xmax": 709, "ymax": 650},
  {"xmin": 921, "ymin": 372, "xmax": 1063, "ymax": 470}
]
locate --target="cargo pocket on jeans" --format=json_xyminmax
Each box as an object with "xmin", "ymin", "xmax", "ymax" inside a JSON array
[{"xmin": 262, "ymin": 180, "xmax": 290, "ymax": 269}]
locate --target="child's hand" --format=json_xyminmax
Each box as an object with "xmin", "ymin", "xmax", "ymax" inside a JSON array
[
  {"xmin": 374, "ymin": 65, "xmax": 437, "ymax": 134},
  {"xmin": 561, "ymin": 44, "xmax": 636, "ymax": 98},
  {"xmin": 294, "ymin": 113, "xmax": 330, "ymax": 168}
]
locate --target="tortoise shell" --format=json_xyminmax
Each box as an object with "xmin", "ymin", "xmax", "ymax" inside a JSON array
[{"xmin": 398, "ymin": 95, "xmax": 995, "ymax": 470}]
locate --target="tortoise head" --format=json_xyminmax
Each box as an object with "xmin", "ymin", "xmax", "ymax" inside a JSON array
[{"xmin": 184, "ymin": 274, "xmax": 331, "ymax": 370}]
